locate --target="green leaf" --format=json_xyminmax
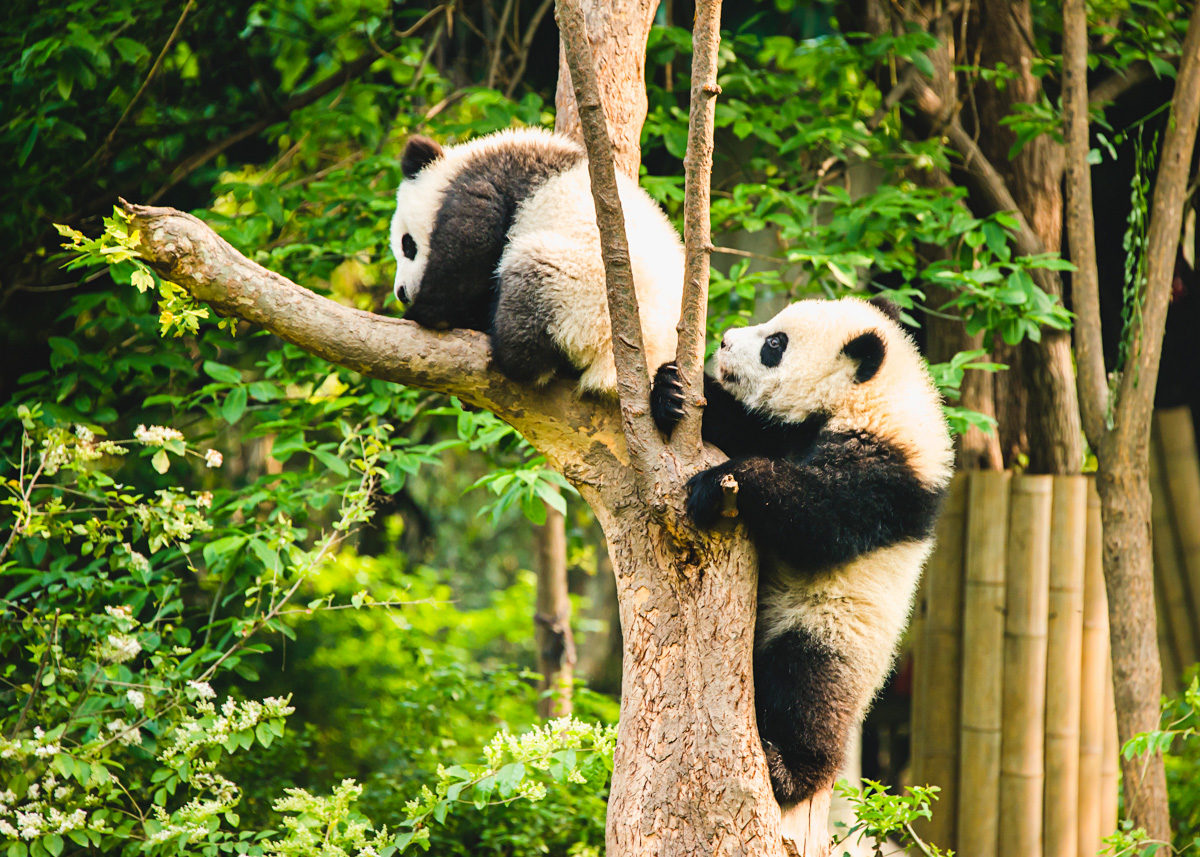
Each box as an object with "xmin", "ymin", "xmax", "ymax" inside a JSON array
[
  {"xmin": 203, "ymin": 360, "xmax": 242, "ymax": 384},
  {"xmin": 151, "ymin": 449, "xmax": 170, "ymax": 474},
  {"xmin": 221, "ymin": 386, "xmax": 247, "ymax": 424},
  {"xmin": 43, "ymin": 835, "xmax": 62, "ymax": 857}
]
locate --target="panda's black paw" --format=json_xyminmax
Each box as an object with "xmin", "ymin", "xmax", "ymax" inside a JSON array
[
  {"xmin": 651, "ymin": 362, "xmax": 685, "ymax": 436},
  {"xmin": 685, "ymin": 466, "xmax": 732, "ymax": 528}
]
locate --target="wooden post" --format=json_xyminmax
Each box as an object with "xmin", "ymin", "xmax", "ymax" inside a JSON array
[
  {"xmin": 913, "ymin": 476, "xmax": 966, "ymax": 849},
  {"xmin": 1155, "ymin": 408, "xmax": 1200, "ymax": 663},
  {"xmin": 999, "ymin": 475, "xmax": 1052, "ymax": 857},
  {"xmin": 1044, "ymin": 476, "xmax": 1086, "ymax": 857},
  {"xmin": 1078, "ymin": 481, "xmax": 1108, "ymax": 857},
  {"xmin": 1149, "ymin": 420, "xmax": 1197, "ymax": 676},
  {"xmin": 957, "ymin": 470, "xmax": 1011, "ymax": 857}
]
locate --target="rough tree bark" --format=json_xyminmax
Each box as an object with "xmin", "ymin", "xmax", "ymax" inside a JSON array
[
  {"xmin": 117, "ymin": 0, "xmax": 831, "ymax": 853},
  {"xmin": 1064, "ymin": 0, "xmax": 1200, "ymax": 840}
]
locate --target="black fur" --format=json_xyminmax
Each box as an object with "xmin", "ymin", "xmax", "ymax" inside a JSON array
[
  {"xmin": 685, "ymin": 430, "xmax": 943, "ymax": 570},
  {"xmin": 652, "ymin": 363, "xmax": 826, "ymax": 459},
  {"xmin": 403, "ymin": 140, "xmax": 584, "ymax": 334},
  {"xmin": 868, "ymin": 295, "xmax": 902, "ymax": 322},
  {"xmin": 755, "ymin": 624, "xmax": 858, "ymax": 805},
  {"xmin": 842, "ymin": 330, "xmax": 885, "ymax": 383},
  {"xmin": 401, "ymin": 135, "xmax": 443, "ymax": 179},
  {"xmin": 490, "ymin": 254, "xmax": 583, "ymax": 382},
  {"xmin": 760, "ymin": 332, "xmax": 788, "ymax": 368}
]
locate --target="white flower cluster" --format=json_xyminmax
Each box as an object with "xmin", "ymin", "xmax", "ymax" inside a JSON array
[
  {"xmin": 266, "ymin": 779, "xmax": 388, "ymax": 857},
  {"xmin": 186, "ymin": 680, "xmax": 216, "ymax": 700},
  {"xmin": 0, "ymin": 780, "xmax": 88, "ymax": 842},
  {"xmin": 105, "ymin": 718, "xmax": 142, "ymax": 747},
  {"xmin": 134, "ymin": 424, "xmax": 184, "ymax": 445},
  {"xmin": 159, "ymin": 694, "xmax": 293, "ymax": 765},
  {"xmin": 204, "ymin": 448, "xmax": 223, "ymax": 468},
  {"xmin": 96, "ymin": 633, "xmax": 141, "ymax": 665},
  {"xmin": 481, "ymin": 716, "xmax": 616, "ymax": 771},
  {"xmin": 126, "ymin": 689, "xmax": 146, "ymax": 710}
]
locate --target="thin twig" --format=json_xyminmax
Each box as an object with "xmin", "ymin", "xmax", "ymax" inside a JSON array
[
  {"xmin": 486, "ymin": 0, "xmax": 516, "ymax": 89},
  {"xmin": 10, "ymin": 611, "xmax": 59, "ymax": 739},
  {"xmin": 504, "ymin": 0, "xmax": 555, "ymax": 98},
  {"xmin": 82, "ymin": 0, "xmax": 197, "ymax": 172}
]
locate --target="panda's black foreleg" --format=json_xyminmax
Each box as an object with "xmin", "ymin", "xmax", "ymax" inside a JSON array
[
  {"xmin": 754, "ymin": 625, "xmax": 858, "ymax": 806},
  {"xmin": 490, "ymin": 260, "xmax": 577, "ymax": 384}
]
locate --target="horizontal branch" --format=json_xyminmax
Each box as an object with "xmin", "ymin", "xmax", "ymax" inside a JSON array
[{"xmin": 120, "ymin": 202, "xmax": 623, "ymax": 476}]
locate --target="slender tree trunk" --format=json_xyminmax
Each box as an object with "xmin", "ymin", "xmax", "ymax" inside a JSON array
[
  {"xmin": 1063, "ymin": 0, "xmax": 1200, "ymax": 838},
  {"xmin": 535, "ymin": 506, "xmax": 575, "ymax": 718}
]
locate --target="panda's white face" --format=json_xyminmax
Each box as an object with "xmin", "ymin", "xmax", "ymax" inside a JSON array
[
  {"xmin": 390, "ymin": 169, "xmax": 448, "ymax": 306},
  {"xmin": 716, "ymin": 299, "xmax": 882, "ymax": 421}
]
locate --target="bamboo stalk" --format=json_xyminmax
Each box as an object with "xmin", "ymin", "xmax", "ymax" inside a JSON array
[
  {"xmin": 957, "ymin": 470, "xmax": 1011, "ymax": 857},
  {"xmin": 999, "ymin": 475, "xmax": 1053, "ymax": 857},
  {"xmin": 1077, "ymin": 480, "xmax": 1107, "ymax": 857},
  {"xmin": 1155, "ymin": 408, "xmax": 1200, "ymax": 665},
  {"xmin": 1148, "ymin": 417, "xmax": 1197, "ymax": 672},
  {"xmin": 1045, "ymin": 476, "xmax": 1087, "ymax": 857},
  {"xmin": 1101, "ymin": 653, "xmax": 1120, "ymax": 840},
  {"xmin": 914, "ymin": 474, "xmax": 967, "ymax": 851}
]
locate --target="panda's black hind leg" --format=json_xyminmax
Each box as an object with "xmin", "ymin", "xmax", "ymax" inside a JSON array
[
  {"xmin": 754, "ymin": 625, "xmax": 858, "ymax": 806},
  {"xmin": 490, "ymin": 259, "xmax": 577, "ymax": 384}
]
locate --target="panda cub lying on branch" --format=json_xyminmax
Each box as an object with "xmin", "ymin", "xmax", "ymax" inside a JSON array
[{"xmin": 652, "ymin": 296, "xmax": 953, "ymax": 812}]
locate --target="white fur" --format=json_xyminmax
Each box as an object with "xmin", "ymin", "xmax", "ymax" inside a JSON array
[
  {"xmin": 389, "ymin": 127, "xmax": 683, "ymax": 395},
  {"xmin": 716, "ymin": 298, "xmax": 953, "ymax": 485}
]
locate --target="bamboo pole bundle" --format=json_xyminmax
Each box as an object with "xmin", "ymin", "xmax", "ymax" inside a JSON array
[
  {"xmin": 1077, "ymin": 481, "xmax": 1107, "ymax": 857},
  {"xmin": 999, "ymin": 475, "xmax": 1052, "ymax": 857},
  {"xmin": 1149, "ymin": 422, "xmax": 1197, "ymax": 675},
  {"xmin": 956, "ymin": 470, "xmax": 1011, "ymax": 857},
  {"xmin": 1044, "ymin": 477, "xmax": 1086, "ymax": 857},
  {"xmin": 914, "ymin": 475, "xmax": 967, "ymax": 849},
  {"xmin": 1155, "ymin": 408, "xmax": 1200, "ymax": 666}
]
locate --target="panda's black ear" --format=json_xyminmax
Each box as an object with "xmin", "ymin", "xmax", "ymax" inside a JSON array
[
  {"xmin": 402, "ymin": 135, "xmax": 443, "ymax": 179},
  {"xmin": 868, "ymin": 295, "xmax": 902, "ymax": 323},
  {"xmin": 842, "ymin": 330, "xmax": 886, "ymax": 383}
]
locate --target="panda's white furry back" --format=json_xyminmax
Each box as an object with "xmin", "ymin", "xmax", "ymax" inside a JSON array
[
  {"xmin": 389, "ymin": 127, "xmax": 684, "ymax": 395},
  {"xmin": 652, "ymin": 296, "xmax": 953, "ymax": 825}
]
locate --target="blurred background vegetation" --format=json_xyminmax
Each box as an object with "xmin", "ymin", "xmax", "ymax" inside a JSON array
[{"xmin": 2, "ymin": 0, "xmax": 1199, "ymax": 855}]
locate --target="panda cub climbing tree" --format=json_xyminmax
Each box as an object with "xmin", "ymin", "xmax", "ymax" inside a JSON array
[
  {"xmin": 653, "ymin": 296, "xmax": 953, "ymax": 821},
  {"xmin": 389, "ymin": 127, "xmax": 684, "ymax": 395}
]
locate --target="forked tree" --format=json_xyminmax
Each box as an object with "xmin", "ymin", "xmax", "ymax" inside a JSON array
[{"xmin": 118, "ymin": 0, "xmax": 832, "ymax": 855}]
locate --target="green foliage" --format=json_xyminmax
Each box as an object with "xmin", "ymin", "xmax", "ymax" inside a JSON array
[{"xmin": 833, "ymin": 780, "xmax": 950, "ymax": 857}]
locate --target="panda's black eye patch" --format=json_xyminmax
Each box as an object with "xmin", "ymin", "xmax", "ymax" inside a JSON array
[
  {"xmin": 760, "ymin": 332, "xmax": 788, "ymax": 367},
  {"xmin": 401, "ymin": 233, "xmax": 417, "ymax": 261}
]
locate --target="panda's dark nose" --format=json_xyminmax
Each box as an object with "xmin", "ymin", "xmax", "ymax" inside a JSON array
[
  {"xmin": 395, "ymin": 284, "xmax": 410, "ymax": 305},
  {"xmin": 720, "ymin": 334, "xmax": 730, "ymax": 350}
]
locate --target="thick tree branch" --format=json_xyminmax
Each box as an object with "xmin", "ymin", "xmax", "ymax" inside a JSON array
[
  {"xmin": 1112, "ymin": 1, "xmax": 1200, "ymax": 455},
  {"xmin": 1062, "ymin": 0, "xmax": 1109, "ymax": 449},
  {"xmin": 1089, "ymin": 60, "xmax": 1156, "ymax": 107},
  {"xmin": 554, "ymin": 0, "xmax": 665, "ymax": 488},
  {"xmin": 119, "ymin": 201, "xmax": 623, "ymax": 479},
  {"xmin": 673, "ymin": 0, "xmax": 722, "ymax": 451}
]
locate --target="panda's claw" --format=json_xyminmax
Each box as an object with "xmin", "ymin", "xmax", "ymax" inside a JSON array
[
  {"xmin": 685, "ymin": 467, "xmax": 727, "ymax": 528},
  {"xmin": 651, "ymin": 362, "xmax": 686, "ymax": 436}
]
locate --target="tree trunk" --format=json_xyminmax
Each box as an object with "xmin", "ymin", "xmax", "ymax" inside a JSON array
[
  {"xmin": 553, "ymin": 0, "xmax": 658, "ymax": 177},
  {"xmin": 971, "ymin": 0, "xmax": 1081, "ymax": 476},
  {"xmin": 535, "ymin": 506, "xmax": 575, "ymax": 719}
]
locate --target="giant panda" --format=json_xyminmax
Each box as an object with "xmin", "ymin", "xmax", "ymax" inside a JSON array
[
  {"xmin": 651, "ymin": 296, "xmax": 954, "ymax": 821},
  {"xmin": 389, "ymin": 127, "xmax": 684, "ymax": 395}
]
